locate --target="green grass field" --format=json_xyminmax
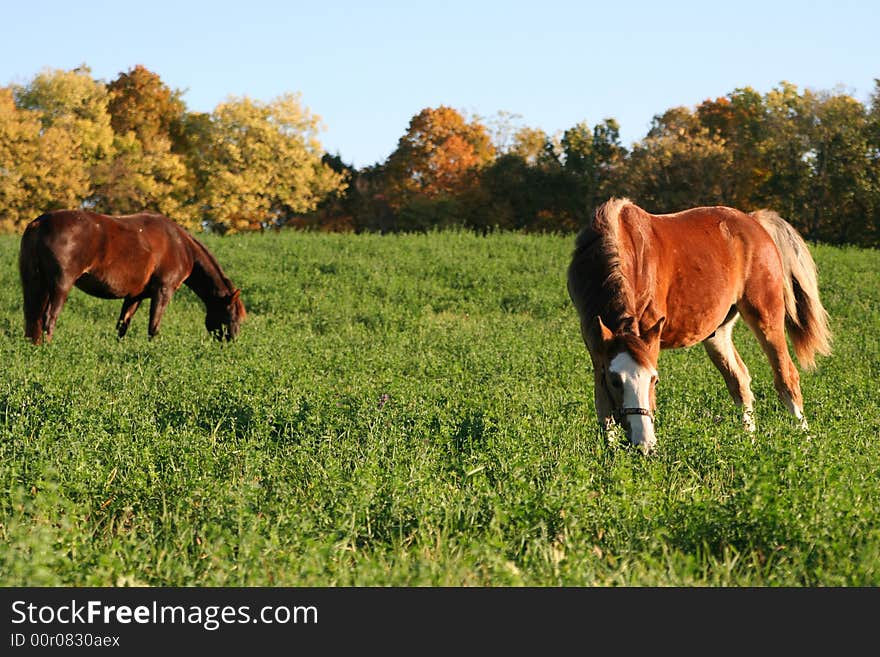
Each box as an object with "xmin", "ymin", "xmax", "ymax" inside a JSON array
[{"xmin": 1, "ymin": 229, "xmax": 878, "ymax": 586}]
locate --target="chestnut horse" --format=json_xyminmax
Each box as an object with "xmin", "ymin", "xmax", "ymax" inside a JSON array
[
  {"xmin": 19, "ymin": 210, "xmax": 246, "ymax": 344},
  {"xmin": 567, "ymin": 198, "xmax": 832, "ymax": 452}
]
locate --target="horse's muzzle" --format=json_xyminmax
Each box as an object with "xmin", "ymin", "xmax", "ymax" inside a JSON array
[{"xmin": 614, "ymin": 407, "xmax": 656, "ymax": 451}]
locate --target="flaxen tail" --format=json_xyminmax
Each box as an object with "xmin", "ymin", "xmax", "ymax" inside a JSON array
[
  {"xmin": 19, "ymin": 217, "xmax": 49, "ymax": 344},
  {"xmin": 751, "ymin": 209, "xmax": 832, "ymax": 369}
]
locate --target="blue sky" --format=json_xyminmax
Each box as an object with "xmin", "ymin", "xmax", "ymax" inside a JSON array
[{"xmin": 2, "ymin": 1, "xmax": 877, "ymax": 167}]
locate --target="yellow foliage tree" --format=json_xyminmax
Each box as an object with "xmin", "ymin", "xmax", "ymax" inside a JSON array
[
  {"xmin": 194, "ymin": 94, "xmax": 346, "ymax": 233},
  {"xmin": 15, "ymin": 66, "xmax": 115, "ymax": 167},
  {"xmin": 0, "ymin": 87, "xmax": 90, "ymax": 231}
]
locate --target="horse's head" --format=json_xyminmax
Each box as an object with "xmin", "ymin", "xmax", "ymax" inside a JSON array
[
  {"xmin": 205, "ymin": 288, "xmax": 246, "ymax": 341},
  {"xmin": 596, "ymin": 315, "xmax": 665, "ymax": 452}
]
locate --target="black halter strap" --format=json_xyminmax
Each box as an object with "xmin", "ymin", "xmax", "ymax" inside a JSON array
[{"xmin": 615, "ymin": 407, "xmax": 654, "ymax": 422}]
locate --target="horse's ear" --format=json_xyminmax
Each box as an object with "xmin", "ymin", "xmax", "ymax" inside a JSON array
[
  {"xmin": 642, "ymin": 316, "xmax": 666, "ymax": 343},
  {"xmin": 595, "ymin": 315, "xmax": 613, "ymax": 342}
]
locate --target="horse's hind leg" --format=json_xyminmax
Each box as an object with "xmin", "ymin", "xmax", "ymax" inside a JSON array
[
  {"xmin": 23, "ymin": 290, "xmax": 49, "ymax": 344},
  {"xmin": 116, "ymin": 297, "xmax": 142, "ymax": 338},
  {"xmin": 702, "ymin": 313, "xmax": 756, "ymax": 432},
  {"xmin": 43, "ymin": 282, "xmax": 73, "ymax": 343},
  {"xmin": 739, "ymin": 301, "xmax": 808, "ymax": 431},
  {"xmin": 147, "ymin": 287, "xmax": 173, "ymax": 338},
  {"xmin": 20, "ymin": 261, "xmax": 49, "ymax": 344}
]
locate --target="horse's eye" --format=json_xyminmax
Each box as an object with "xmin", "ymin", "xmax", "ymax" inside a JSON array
[{"xmin": 609, "ymin": 375, "xmax": 623, "ymax": 389}]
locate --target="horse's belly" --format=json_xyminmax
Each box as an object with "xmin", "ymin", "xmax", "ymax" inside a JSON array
[
  {"xmin": 660, "ymin": 298, "xmax": 734, "ymax": 348},
  {"xmin": 75, "ymin": 273, "xmax": 128, "ymax": 299},
  {"xmin": 662, "ymin": 321, "xmax": 721, "ymax": 348}
]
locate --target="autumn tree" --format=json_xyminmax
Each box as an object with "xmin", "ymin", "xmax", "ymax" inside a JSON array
[
  {"xmin": 193, "ymin": 94, "xmax": 346, "ymax": 233},
  {"xmin": 105, "ymin": 65, "xmax": 186, "ymax": 149},
  {"xmin": 0, "ymin": 87, "xmax": 91, "ymax": 230},
  {"xmin": 0, "ymin": 88, "xmax": 32, "ymax": 229},
  {"xmin": 510, "ymin": 126, "xmax": 554, "ymax": 165},
  {"xmin": 383, "ymin": 106, "xmax": 495, "ymax": 208},
  {"xmin": 93, "ymin": 65, "xmax": 194, "ymax": 224},
  {"xmin": 14, "ymin": 66, "xmax": 115, "ymax": 169},
  {"xmin": 1, "ymin": 67, "xmax": 112, "ymax": 230}
]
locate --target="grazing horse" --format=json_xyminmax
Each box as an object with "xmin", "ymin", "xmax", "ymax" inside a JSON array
[
  {"xmin": 567, "ymin": 198, "xmax": 831, "ymax": 452},
  {"xmin": 19, "ymin": 210, "xmax": 246, "ymax": 344}
]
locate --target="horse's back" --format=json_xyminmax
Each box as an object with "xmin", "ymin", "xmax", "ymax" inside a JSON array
[
  {"xmin": 20, "ymin": 210, "xmax": 104, "ymax": 271},
  {"xmin": 25, "ymin": 210, "xmax": 184, "ymax": 254},
  {"xmin": 648, "ymin": 205, "xmax": 783, "ymax": 279},
  {"xmin": 21, "ymin": 210, "xmax": 192, "ymax": 297},
  {"xmin": 573, "ymin": 200, "xmax": 786, "ymax": 348},
  {"xmin": 28, "ymin": 208, "xmax": 177, "ymax": 230},
  {"xmin": 25, "ymin": 209, "xmax": 95, "ymax": 238},
  {"xmin": 642, "ymin": 204, "xmax": 764, "ymax": 240}
]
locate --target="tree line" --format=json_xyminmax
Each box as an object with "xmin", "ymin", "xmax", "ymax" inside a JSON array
[{"xmin": 2, "ymin": 66, "xmax": 878, "ymax": 246}]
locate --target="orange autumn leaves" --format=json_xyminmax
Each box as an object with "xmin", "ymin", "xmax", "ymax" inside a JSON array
[{"xmin": 383, "ymin": 106, "xmax": 495, "ymax": 208}]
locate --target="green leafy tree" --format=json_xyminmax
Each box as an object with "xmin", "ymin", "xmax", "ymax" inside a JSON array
[
  {"xmin": 477, "ymin": 151, "xmax": 580, "ymax": 232},
  {"xmin": 696, "ymin": 87, "xmax": 768, "ymax": 208},
  {"xmin": 866, "ymin": 79, "xmax": 880, "ymax": 245},
  {"xmin": 804, "ymin": 91, "xmax": 873, "ymax": 243},
  {"xmin": 622, "ymin": 107, "xmax": 733, "ymax": 211},
  {"xmin": 753, "ymin": 82, "xmax": 817, "ymax": 226},
  {"xmin": 562, "ymin": 118, "xmax": 627, "ymax": 211}
]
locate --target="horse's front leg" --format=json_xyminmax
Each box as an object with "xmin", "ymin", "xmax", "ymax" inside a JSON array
[
  {"xmin": 147, "ymin": 288, "xmax": 173, "ymax": 339},
  {"xmin": 116, "ymin": 297, "xmax": 142, "ymax": 338},
  {"xmin": 583, "ymin": 325, "xmax": 614, "ymax": 430},
  {"xmin": 592, "ymin": 363, "xmax": 614, "ymax": 430}
]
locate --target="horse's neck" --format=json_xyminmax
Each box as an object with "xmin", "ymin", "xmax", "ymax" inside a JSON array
[
  {"xmin": 184, "ymin": 238, "xmax": 232, "ymax": 303},
  {"xmin": 617, "ymin": 211, "xmax": 659, "ymax": 318},
  {"xmin": 601, "ymin": 231, "xmax": 647, "ymax": 333}
]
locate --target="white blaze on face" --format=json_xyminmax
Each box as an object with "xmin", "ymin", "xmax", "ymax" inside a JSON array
[{"xmin": 609, "ymin": 352, "xmax": 658, "ymax": 449}]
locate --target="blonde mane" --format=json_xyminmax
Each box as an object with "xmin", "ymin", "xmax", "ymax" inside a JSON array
[{"xmin": 567, "ymin": 197, "xmax": 638, "ymax": 334}]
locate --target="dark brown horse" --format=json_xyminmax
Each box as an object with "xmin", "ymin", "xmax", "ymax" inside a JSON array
[
  {"xmin": 19, "ymin": 210, "xmax": 246, "ymax": 344},
  {"xmin": 567, "ymin": 198, "xmax": 832, "ymax": 452}
]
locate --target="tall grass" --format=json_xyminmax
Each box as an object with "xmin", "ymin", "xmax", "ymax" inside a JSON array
[{"xmin": 0, "ymin": 230, "xmax": 877, "ymax": 586}]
